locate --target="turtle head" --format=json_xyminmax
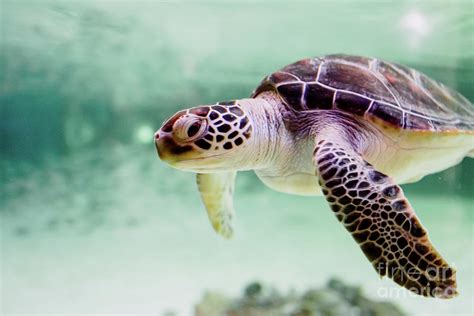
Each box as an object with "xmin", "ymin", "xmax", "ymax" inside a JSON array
[{"xmin": 155, "ymin": 101, "xmax": 253, "ymax": 172}]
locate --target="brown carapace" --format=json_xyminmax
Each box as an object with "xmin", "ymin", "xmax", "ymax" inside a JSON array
[{"xmin": 253, "ymin": 54, "xmax": 473, "ymax": 131}]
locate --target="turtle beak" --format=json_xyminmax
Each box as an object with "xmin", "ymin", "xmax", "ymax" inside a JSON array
[
  {"xmin": 154, "ymin": 131, "xmax": 165, "ymax": 158},
  {"xmin": 154, "ymin": 130, "xmax": 193, "ymax": 164}
]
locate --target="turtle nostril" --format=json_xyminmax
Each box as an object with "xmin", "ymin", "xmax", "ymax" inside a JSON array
[{"xmin": 155, "ymin": 132, "xmax": 160, "ymax": 140}]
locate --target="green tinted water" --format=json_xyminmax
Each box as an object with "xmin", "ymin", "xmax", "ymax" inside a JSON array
[{"xmin": 1, "ymin": 1, "xmax": 473, "ymax": 315}]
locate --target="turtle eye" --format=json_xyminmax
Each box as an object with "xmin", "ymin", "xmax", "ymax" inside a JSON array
[
  {"xmin": 173, "ymin": 116, "xmax": 207, "ymax": 142},
  {"xmin": 187, "ymin": 121, "xmax": 202, "ymax": 138}
]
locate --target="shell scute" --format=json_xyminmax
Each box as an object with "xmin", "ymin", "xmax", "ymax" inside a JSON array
[
  {"xmin": 284, "ymin": 58, "xmax": 321, "ymax": 81},
  {"xmin": 420, "ymin": 74, "xmax": 473, "ymax": 118},
  {"xmin": 334, "ymin": 92, "xmax": 372, "ymax": 116},
  {"xmin": 319, "ymin": 61, "xmax": 397, "ymax": 104},
  {"xmin": 269, "ymin": 71, "xmax": 297, "ymax": 83},
  {"xmin": 326, "ymin": 54, "xmax": 371, "ymax": 67},
  {"xmin": 276, "ymin": 83, "xmax": 304, "ymax": 110},
  {"xmin": 305, "ymin": 83, "xmax": 334, "ymax": 109},
  {"xmin": 404, "ymin": 113, "xmax": 435, "ymax": 130},
  {"xmin": 377, "ymin": 62, "xmax": 453, "ymax": 119},
  {"xmin": 369, "ymin": 101, "xmax": 404, "ymax": 127}
]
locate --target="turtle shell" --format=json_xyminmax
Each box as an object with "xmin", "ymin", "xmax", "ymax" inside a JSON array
[{"xmin": 252, "ymin": 54, "xmax": 473, "ymax": 131}]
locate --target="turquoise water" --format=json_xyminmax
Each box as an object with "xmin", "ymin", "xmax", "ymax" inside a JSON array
[
  {"xmin": 1, "ymin": 146, "xmax": 473, "ymax": 315},
  {"xmin": 1, "ymin": 1, "xmax": 473, "ymax": 315}
]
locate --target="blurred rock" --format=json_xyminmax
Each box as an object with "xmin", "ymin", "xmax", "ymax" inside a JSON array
[
  {"xmin": 194, "ymin": 278, "xmax": 405, "ymax": 316},
  {"xmin": 195, "ymin": 292, "xmax": 231, "ymax": 316}
]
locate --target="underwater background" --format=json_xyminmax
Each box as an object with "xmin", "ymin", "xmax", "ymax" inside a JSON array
[{"xmin": 1, "ymin": 0, "xmax": 473, "ymax": 315}]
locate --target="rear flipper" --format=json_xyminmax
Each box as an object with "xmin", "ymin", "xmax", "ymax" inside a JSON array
[{"xmin": 314, "ymin": 131, "xmax": 457, "ymax": 298}]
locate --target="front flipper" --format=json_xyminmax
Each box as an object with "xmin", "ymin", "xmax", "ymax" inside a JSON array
[
  {"xmin": 196, "ymin": 172, "xmax": 236, "ymax": 239},
  {"xmin": 314, "ymin": 133, "xmax": 457, "ymax": 298}
]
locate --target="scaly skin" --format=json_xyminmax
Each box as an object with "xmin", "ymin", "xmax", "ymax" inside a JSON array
[
  {"xmin": 156, "ymin": 99, "xmax": 268, "ymax": 172},
  {"xmin": 314, "ymin": 132, "xmax": 457, "ymax": 298}
]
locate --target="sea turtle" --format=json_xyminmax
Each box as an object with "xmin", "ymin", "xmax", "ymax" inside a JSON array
[{"xmin": 154, "ymin": 54, "xmax": 473, "ymax": 298}]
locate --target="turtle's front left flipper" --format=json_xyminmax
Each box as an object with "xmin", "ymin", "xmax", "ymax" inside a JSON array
[
  {"xmin": 196, "ymin": 172, "xmax": 236, "ymax": 239},
  {"xmin": 313, "ymin": 131, "xmax": 457, "ymax": 298}
]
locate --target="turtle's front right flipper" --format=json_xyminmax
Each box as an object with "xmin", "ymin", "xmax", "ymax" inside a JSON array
[
  {"xmin": 196, "ymin": 172, "xmax": 236, "ymax": 239},
  {"xmin": 313, "ymin": 133, "xmax": 457, "ymax": 298}
]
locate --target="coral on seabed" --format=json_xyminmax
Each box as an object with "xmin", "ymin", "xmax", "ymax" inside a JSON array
[{"xmin": 194, "ymin": 278, "xmax": 406, "ymax": 316}]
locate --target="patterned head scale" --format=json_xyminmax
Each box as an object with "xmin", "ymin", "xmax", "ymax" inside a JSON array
[{"xmin": 155, "ymin": 101, "xmax": 253, "ymax": 161}]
